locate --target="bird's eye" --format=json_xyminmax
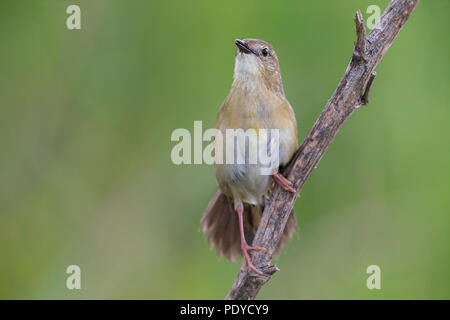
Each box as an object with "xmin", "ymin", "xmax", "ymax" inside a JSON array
[{"xmin": 261, "ymin": 48, "xmax": 269, "ymax": 56}]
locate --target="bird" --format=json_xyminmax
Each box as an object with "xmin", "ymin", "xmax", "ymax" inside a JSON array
[{"xmin": 201, "ymin": 39, "xmax": 298, "ymax": 275}]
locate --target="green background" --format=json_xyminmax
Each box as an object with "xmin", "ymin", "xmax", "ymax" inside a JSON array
[{"xmin": 1, "ymin": 0, "xmax": 449, "ymax": 299}]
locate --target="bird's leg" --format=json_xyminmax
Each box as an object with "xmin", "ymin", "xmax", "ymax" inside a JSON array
[
  {"xmin": 272, "ymin": 172, "xmax": 296, "ymax": 193},
  {"xmin": 234, "ymin": 200, "xmax": 266, "ymax": 275}
]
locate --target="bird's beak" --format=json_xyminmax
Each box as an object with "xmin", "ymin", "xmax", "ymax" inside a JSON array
[{"xmin": 235, "ymin": 39, "xmax": 257, "ymax": 55}]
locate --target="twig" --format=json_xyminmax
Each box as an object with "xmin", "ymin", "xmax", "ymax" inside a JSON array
[{"xmin": 226, "ymin": 0, "xmax": 419, "ymax": 300}]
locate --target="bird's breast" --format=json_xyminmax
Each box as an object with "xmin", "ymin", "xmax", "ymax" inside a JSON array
[{"xmin": 215, "ymin": 86, "xmax": 298, "ymax": 204}]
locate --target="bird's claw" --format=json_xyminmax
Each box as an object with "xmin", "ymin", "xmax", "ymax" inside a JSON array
[
  {"xmin": 273, "ymin": 173, "xmax": 296, "ymax": 193},
  {"xmin": 240, "ymin": 243, "xmax": 266, "ymax": 275}
]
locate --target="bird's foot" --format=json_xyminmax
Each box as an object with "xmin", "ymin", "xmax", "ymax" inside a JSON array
[
  {"xmin": 240, "ymin": 242, "xmax": 266, "ymax": 275},
  {"xmin": 273, "ymin": 172, "xmax": 296, "ymax": 193}
]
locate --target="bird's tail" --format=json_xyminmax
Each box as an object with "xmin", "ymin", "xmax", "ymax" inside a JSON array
[{"xmin": 201, "ymin": 189, "xmax": 297, "ymax": 262}]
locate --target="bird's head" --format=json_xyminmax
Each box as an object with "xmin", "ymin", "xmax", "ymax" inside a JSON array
[{"xmin": 233, "ymin": 38, "xmax": 284, "ymax": 95}]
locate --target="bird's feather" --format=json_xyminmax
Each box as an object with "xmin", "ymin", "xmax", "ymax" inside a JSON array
[{"xmin": 201, "ymin": 188, "xmax": 297, "ymax": 261}]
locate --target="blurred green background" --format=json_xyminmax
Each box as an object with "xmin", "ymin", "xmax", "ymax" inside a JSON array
[{"xmin": 0, "ymin": 0, "xmax": 449, "ymax": 299}]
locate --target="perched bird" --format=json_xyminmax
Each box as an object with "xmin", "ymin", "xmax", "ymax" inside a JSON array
[{"xmin": 201, "ymin": 39, "xmax": 298, "ymax": 274}]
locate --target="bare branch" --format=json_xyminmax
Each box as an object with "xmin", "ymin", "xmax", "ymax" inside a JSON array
[
  {"xmin": 361, "ymin": 72, "xmax": 376, "ymax": 106},
  {"xmin": 354, "ymin": 10, "xmax": 367, "ymax": 61},
  {"xmin": 226, "ymin": 0, "xmax": 419, "ymax": 300}
]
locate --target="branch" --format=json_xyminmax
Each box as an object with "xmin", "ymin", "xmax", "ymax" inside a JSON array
[{"xmin": 226, "ymin": 0, "xmax": 419, "ymax": 300}]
